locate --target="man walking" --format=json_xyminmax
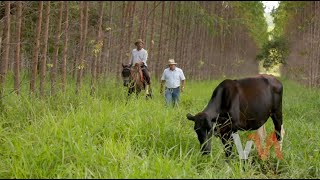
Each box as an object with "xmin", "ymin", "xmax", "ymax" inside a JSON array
[{"xmin": 160, "ymin": 59, "xmax": 186, "ymax": 107}]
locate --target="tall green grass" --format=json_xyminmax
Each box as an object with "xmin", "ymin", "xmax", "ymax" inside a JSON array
[{"xmin": 0, "ymin": 77, "xmax": 319, "ymax": 178}]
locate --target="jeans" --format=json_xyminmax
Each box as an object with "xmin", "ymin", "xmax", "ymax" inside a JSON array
[{"xmin": 165, "ymin": 87, "xmax": 180, "ymax": 107}]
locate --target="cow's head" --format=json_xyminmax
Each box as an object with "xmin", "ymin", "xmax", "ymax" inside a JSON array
[{"xmin": 186, "ymin": 112, "xmax": 217, "ymax": 155}]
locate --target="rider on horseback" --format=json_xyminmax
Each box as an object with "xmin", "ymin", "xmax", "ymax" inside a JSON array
[{"xmin": 129, "ymin": 39, "xmax": 151, "ymax": 95}]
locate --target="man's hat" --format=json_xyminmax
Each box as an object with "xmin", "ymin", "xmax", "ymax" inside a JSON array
[
  {"xmin": 134, "ymin": 39, "xmax": 144, "ymax": 45},
  {"xmin": 168, "ymin": 59, "xmax": 177, "ymax": 65}
]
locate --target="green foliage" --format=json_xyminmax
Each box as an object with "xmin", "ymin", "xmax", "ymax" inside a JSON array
[
  {"xmin": 178, "ymin": 2, "xmax": 223, "ymax": 37},
  {"xmin": 260, "ymin": 1, "xmax": 307, "ymax": 71},
  {"xmin": 256, "ymin": 36, "xmax": 289, "ymax": 70},
  {"xmin": 271, "ymin": 1, "xmax": 305, "ymax": 38},
  {"xmin": 231, "ymin": 1, "xmax": 269, "ymax": 48}
]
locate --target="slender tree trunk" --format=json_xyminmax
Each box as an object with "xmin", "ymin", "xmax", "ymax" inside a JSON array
[
  {"xmin": 96, "ymin": 1, "xmax": 104, "ymax": 79},
  {"xmin": 91, "ymin": 1, "xmax": 104, "ymax": 95},
  {"xmin": 61, "ymin": 1, "xmax": 69, "ymax": 93},
  {"xmin": 0, "ymin": 1, "xmax": 10, "ymax": 106},
  {"xmin": 39, "ymin": 1, "xmax": 50, "ymax": 97},
  {"xmin": 127, "ymin": 1, "xmax": 136, "ymax": 55},
  {"xmin": 162, "ymin": 2, "xmax": 171, "ymax": 68},
  {"xmin": 149, "ymin": 1, "xmax": 156, "ymax": 76},
  {"xmin": 118, "ymin": 1, "xmax": 127, "ymax": 80},
  {"xmin": 316, "ymin": 2, "xmax": 320, "ymax": 87},
  {"xmin": 139, "ymin": 1, "xmax": 147, "ymax": 39},
  {"xmin": 76, "ymin": 1, "xmax": 88, "ymax": 94},
  {"xmin": 73, "ymin": 2, "xmax": 84, "ymax": 80},
  {"xmin": 168, "ymin": 1, "xmax": 174, "ymax": 59},
  {"xmin": 174, "ymin": 2, "xmax": 181, "ymax": 66},
  {"xmin": 156, "ymin": 1, "xmax": 165, "ymax": 78},
  {"xmin": 14, "ymin": 1, "xmax": 22, "ymax": 95},
  {"xmin": 104, "ymin": 1, "xmax": 113, "ymax": 77},
  {"xmin": 178, "ymin": 7, "xmax": 185, "ymax": 68},
  {"xmin": 143, "ymin": 2, "xmax": 149, "ymax": 47},
  {"xmin": 50, "ymin": 1, "xmax": 63, "ymax": 95},
  {"xmin": 307, "ymin": 4, "xmax": 312, "ymax": 87},
  {"xmin": 75, "ymin": 2, "xmax": 84, "ymax": 91},
  {"xmin": 30, "ymin": 1, "xmax": 43, "ymax": 95}
]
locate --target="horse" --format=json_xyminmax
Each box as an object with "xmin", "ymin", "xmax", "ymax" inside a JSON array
[{"xmin": 121, "ymin": 62, "xmax": 152, "ymax": 98}]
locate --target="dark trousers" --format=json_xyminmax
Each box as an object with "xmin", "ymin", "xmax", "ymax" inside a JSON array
[{"xmin": 141, "ymin": 66, "xmax": 151, "ymax": 85}]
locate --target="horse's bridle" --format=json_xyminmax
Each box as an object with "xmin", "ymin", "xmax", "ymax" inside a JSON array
[{"xmin": 122, "ymin": 64, "xmax": 145, "ymax": 89}]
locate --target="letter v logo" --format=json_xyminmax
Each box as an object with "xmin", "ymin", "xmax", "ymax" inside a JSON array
[{"xmin": 232, "ymin": 133, "xmax": 254, "ymax": 159}]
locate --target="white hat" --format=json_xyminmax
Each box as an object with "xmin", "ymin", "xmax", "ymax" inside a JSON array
[{"xmin": 168, "ymin": 59, "xmax": 177, "ymax": 65}]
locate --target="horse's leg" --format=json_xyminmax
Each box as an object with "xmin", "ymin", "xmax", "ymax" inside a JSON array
[
  {"xmin": 145, "ymin": 83, "xmax": 152, "ymax": 99},
  {"xmin": 125, "ymin": 88, "xmax": 132, "ymax": 104},
  {"xmin": 148, "ymin": 84, "xmax": 152, "ymax": 98}
]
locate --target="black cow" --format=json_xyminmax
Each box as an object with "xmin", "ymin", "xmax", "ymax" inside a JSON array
[{"xmin": 186, "ymin": 74, "xmax": 284, "ymax": 159}]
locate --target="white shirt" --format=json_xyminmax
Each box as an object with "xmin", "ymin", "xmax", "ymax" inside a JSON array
[
  {"xmin": 130, "ymin": 48, "xmax": 148, "ymax": 67},
  {"xmin": 161, "ymin": 67, "xmax": 186, "ymax": 88}
]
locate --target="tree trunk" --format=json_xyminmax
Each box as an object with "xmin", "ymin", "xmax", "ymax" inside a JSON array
[
  {"xmin": 149, "ymin": 1, "xmax": 156, "ymax": 76},
  {"xmin": 174, "ymin": 2, "xmax": 181, "ymax": 67},
  {"xmin": 162, "ymin": 2, "xmax": 171, "ymax": 68},
  {"xmin": 0, "ymin": 1, "xmax": 10, "ymax": 107},
  {"xmin": 156, "ymin": 1, "xmax": 165, "ymax": 78},
  {"xmin": 39, "ymin": 1, "xmax": 50, "ymax": 97},
  {"xmin": 316, "ymin": 2, "xmax": 320, "ymax": 87},
  {"xmin": 118, "ymin": 1, "xmax": 127, "ymax": 80},
  {"xmin": 143, "ymin": 2, "xmax": 149, "ymax": 46},
  {"xmin": 61, "ymin": 1, "xmax": 69, "ymax": 93},
  {"xmin": 168, "ymin": 1, "xmax": 174, "ymax": 59},
  {"xmin": 51, "ymin": 1, "xmax": 63, "ymax": 96},
  {"xmin": 14, "ymin": 1, "xmax": 22, "ymax": 95},
  {"xmin": 30, "ymin": 1, "xmax": 43, "ymax": 95},
  {"xmin": 103, "ymin": 1, "xmax": 114, "ymax": 77},
  {"xmin": 76, "ymin": 1, "xmax": 88, "ymax": 94},
  {"xmin": 91, "ymin": 1, "xmax": 104, "ymax": 95},
  {"xmin": 127, "ymin": 1, "xmax": 136, "ymax": 55},
  {"xmin": 139, "ymin": 1, "xmax": 147, "ymax": 39}
]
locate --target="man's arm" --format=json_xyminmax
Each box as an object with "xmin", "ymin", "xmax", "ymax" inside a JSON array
[
  {"xmin": 181, "ymin": 80, "xmax": 185, "ymax": 88},
  {"xmin": 180, "ymin": 69, "xmax": 186, "ymax": 92},
  {"xmin": 181, "ymin": 80, "xmax": 185, "ymax": 92}
]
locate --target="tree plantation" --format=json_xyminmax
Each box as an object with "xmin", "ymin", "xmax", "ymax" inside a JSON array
[{"xmin": 0, "ymin": 1, "xmax": 319, "ymax": 178}]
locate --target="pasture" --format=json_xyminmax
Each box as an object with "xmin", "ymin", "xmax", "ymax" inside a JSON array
[{"xmin": 0, "ymin": 77, "xmax": 319, "ymax": 178}]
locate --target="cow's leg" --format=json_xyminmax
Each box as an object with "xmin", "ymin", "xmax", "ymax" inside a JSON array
[{"xmin": 271, "ymin": 109, "xmax": 284, "ymax": 150}]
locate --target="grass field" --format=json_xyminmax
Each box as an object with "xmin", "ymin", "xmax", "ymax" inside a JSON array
[{"xmin": 0, "ymin": 76, "xmax": 319, "ymax": 178}]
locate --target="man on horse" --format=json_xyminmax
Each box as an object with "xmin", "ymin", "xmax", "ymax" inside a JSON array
[{"xmin": 129, "ymin": 39, "xmax": 151, "ymax": 95}]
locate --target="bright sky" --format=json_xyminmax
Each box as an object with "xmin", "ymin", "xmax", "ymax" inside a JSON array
[{"xmin": 262, "ymin": 1, "xmax": 279, "ymax": 13}]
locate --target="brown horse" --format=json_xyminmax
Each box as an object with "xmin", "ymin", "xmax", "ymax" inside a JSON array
[{"xmin": 121, "ymin": 63, "xmax": 152, "ymax": 98}]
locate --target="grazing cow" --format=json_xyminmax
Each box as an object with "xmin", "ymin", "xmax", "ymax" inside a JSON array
[{"xmin": 186, "ymin": 74, "xmax": 285, "ymax": 159}]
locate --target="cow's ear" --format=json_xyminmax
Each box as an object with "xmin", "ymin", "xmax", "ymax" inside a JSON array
[
  {"xmin": 186, "ymin": 113, "xmax": 195, "ymax": 121},
  {"xmin": 122, "ymin": 63, "xmax": 125, "ymax": 68}
]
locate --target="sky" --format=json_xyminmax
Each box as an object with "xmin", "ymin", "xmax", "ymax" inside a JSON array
[{"xmin": 262, "ymin": 1, "xmax": 279, "ymax": 13}]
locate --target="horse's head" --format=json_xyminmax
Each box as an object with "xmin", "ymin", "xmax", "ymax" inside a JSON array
[{"xmin": 121, "ymin": 63, "xmax": 131, "ymax": 87}]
